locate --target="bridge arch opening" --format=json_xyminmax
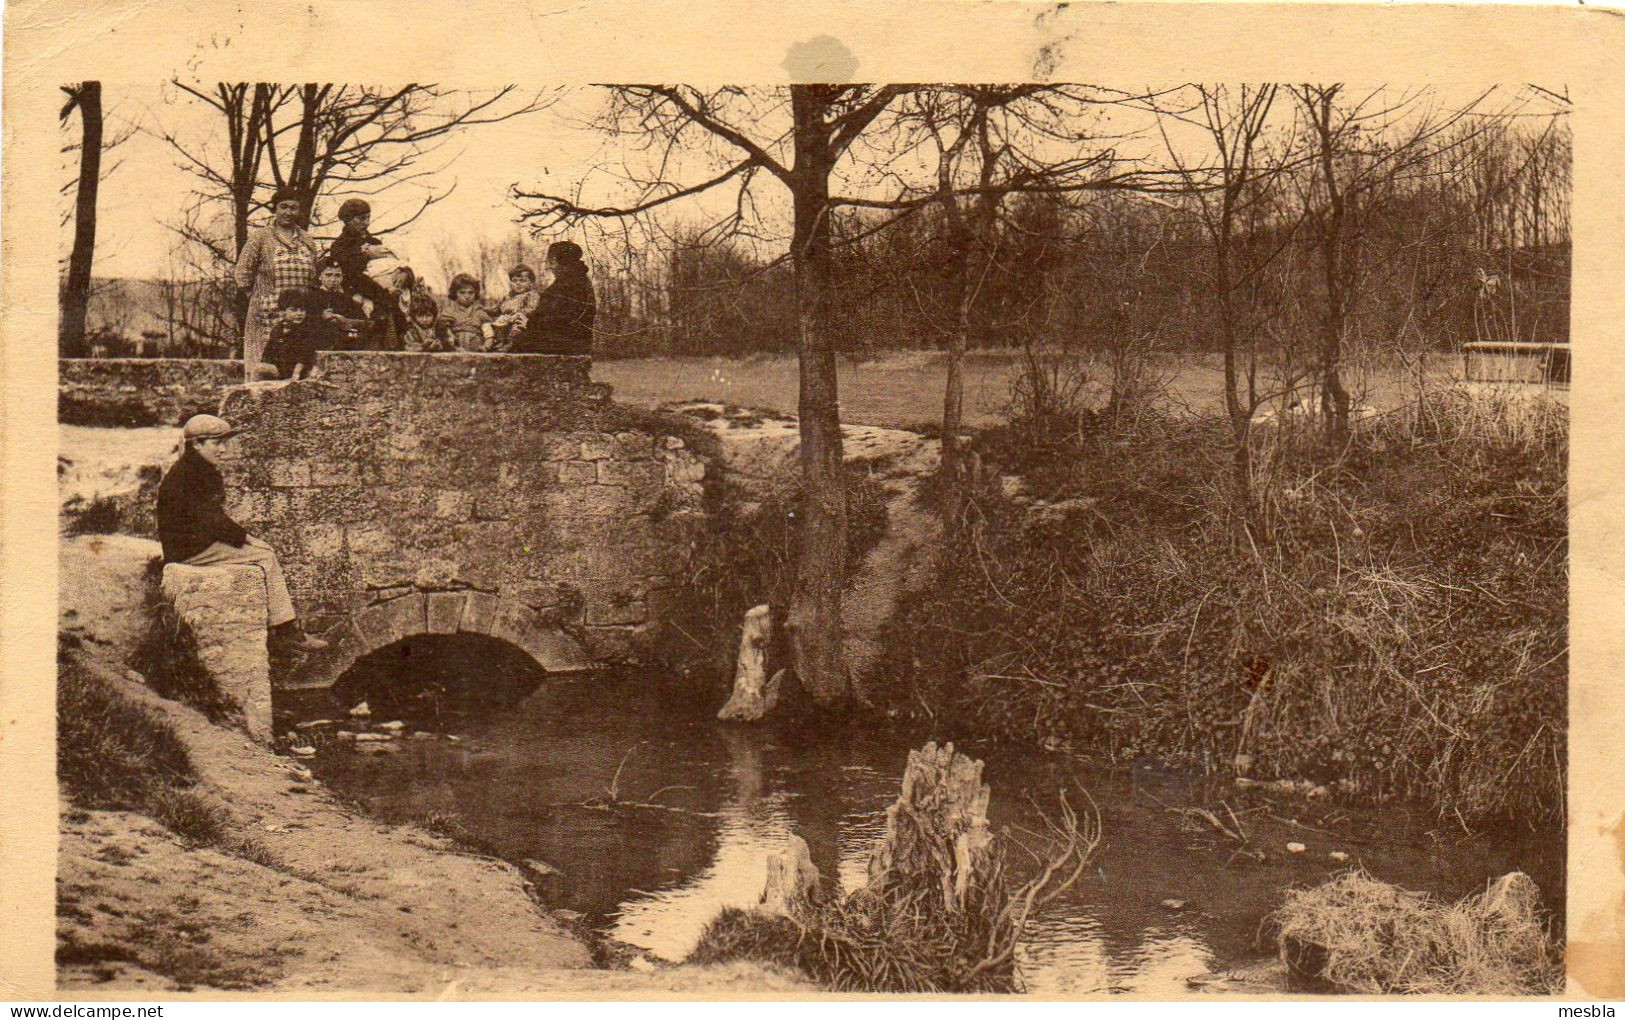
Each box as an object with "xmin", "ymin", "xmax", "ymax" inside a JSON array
[{"xmin": 330, "ymin": 632, "xmax": 551, "ymax": 720}]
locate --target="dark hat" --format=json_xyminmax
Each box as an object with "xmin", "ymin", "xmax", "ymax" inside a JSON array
[
  {"xmin": 337, "ymin": 198, "xmax": 371, "ymax": 222},
  {"xmin": 547, "ymin": 241, "xmax": 584, "ymax": 263}
]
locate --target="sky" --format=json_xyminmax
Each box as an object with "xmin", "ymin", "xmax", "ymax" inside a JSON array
[
  {"xmin": 78, "ymin": 85, "xmax": 623, "ymax": 286},
  {"xmin": 73, "ymin": 82, "xmax": 1565, "ymax": 289}
]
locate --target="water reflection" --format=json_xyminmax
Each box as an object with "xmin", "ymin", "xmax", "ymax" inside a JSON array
[{"xmin": 289, "ymin": 662, "xmax": 1563, "ymax": 992}]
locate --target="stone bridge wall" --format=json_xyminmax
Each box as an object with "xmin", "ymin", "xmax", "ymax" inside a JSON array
[
  {"xmin": 60, "ymin": 358, "xmax": 243, "ymax": 427},
  {"xmin": 217, "ymin": 352, "xmax": 712, "ymax": 687}
]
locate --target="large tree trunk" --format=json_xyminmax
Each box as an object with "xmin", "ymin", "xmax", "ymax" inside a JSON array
[
  {"xmin": 786, "ymin": 86, "xmax": 850, "ymax": 709},
  {"xmin": 60, "ymin": 82, "xmax": 103, "ymax": 356}
]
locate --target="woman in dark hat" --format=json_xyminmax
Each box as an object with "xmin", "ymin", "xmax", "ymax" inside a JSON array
[
  {"xmin": 516, "ymin": 240, "xmax": 596, "ymax": 356},
  {"xmin": 233, "ymin": 187, "xmax": 321, "ymax": 378}
]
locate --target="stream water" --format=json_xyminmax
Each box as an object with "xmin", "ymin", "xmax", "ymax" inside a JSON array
[{"xmin": 279, "ymin": 637, "xmax": 1562, "ymax": 995}]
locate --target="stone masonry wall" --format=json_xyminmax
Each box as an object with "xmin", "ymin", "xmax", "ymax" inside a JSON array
[
  {"xmin": 217, "ymin": 353, "xmax": 711, "ymax": 669},
  {"xmin": 60, "ymin": 358, "xmax": 243, "ymax": 427}
]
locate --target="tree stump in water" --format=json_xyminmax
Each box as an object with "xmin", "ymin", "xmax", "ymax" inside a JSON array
[
  {"xmin": 759, "ymin": 833, "xmax": 821, "ymax": 920},
  {"xmin": 717, "ymin": 604, "xmax": 781, "ymax": 721},
  {"xmin": 866, "ymin": 741, "xmax": 993, "ymax": 912}
]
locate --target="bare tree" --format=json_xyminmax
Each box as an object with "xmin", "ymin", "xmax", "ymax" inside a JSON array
[
  {"xmin": 1290, "ymin": 85, "xmax": 1489, "ymax": 438},
  {"xmin": 159, "ymin": 83, "xmax": 552, "ymax": 266},
  {"xmin": 1153, "ymin": 85, "xmax": 1305, "ymax": 513},
  {"xmin": 517, "ymin": 84, "xmax": 920, "ymax": 708},
  {"xmin": 888, "ymin": 85, "xmax": 1176, "ymax": 485}
]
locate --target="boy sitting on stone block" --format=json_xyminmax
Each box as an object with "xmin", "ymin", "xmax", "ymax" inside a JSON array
[{"xmin": 156, "ymin": 414, "xmax": 327, "ymax": 655}]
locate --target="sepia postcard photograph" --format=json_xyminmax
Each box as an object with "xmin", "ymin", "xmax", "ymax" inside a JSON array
[{"xmin": 3, "ymin": 0, "xmax": 1623, "ymax": 1004}]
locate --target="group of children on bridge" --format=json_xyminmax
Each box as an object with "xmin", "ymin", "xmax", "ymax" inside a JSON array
[{"xmin": 241, "ymin": 193, "xmax": 596, "ymax": 381}]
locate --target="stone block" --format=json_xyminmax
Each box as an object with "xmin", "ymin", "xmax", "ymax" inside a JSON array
[
  {"xmin": 488, "ymin": 598, "xmax": 540, "ymax": 648},
  {"xmin": 352, "ymin": 592, "xmax": 425, "ymax": 651},
  {"xmin": 434, "ymin": 490, "xmax": 472, "ymax": 521},
  {"xmin": 268, "ymin": 462, "xmax": 311, "ymax": 488},
  {"xmin": 559, "ymin": 461, "xmax": 597, "ymax": 485},
  {"xmin": 663, "ymin": 435, "xmax": 687, "ymax": 451},
  {"xmin": 301, "ymin": 523, "xmax": 345, "ymax": 559},
  {"xmin": 356, "ymin": 558, "xmax": 415, "ymax": 590},
  {"xmin": 413, "ymin": 558, "xmax": 462, "ymax": 591},
  {"xmin": 598, "ymin": 461, "xmax": 665, "ymax": 489},
  {"xmin": 231, "ymin": 491, "xmax": 274, "ymax": 524},
  {"xmin": 587, "ymin": 598, "xmax": 648, "ymax": 627},
  {"xmin": 579, "ymin": 433, "xmax": 615, "ymax": 461},
  {"xmin": 310, "ymin": 460, "xmax": 358, "ymax": 487},
  {"xmin": 665, "ymin": 454, "xmax": 707, "ymax": 485},
  {"xmin": 160, "ymin": 563, "xmax": 273, "ymax": 745},
  {"xmin": 425, "ymin": 591, "xmax": 467, "ymax": 634},
  {"xmin": 459, "ymin": 590, "xmax": 503, "ymax": 636},
  {"xmin": 613, "ymin": 431, "xmax": 654, "ymax": 459},
  {"xmin": 472, "ymin": 494, "xmax": 511, "ymax": 521},
  {"xmin": 541, "ymin": 436, "xmax": 579, "ymax": 462},
  {"xmin": 347, "ymin": 526, "xmax": 394, "ymax": 557},
  {"xmin": 517, "ymin": 624, "xmax": 595, "ymax": 673}
]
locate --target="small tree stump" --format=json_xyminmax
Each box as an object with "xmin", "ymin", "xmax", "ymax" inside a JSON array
[
  {"xmin": 866, "ymin": 741, "xmax": 993, "ymax": 912},
  {"xmin": 717, "ymin": 604, "xmax": 780, "ymax": 721},
  {"xmin": 759, "ymin": 833, "xmax": 821, "ymax": 920}
]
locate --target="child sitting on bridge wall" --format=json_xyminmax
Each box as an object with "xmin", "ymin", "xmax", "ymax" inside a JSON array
[
  {"xmin": 309, "ymin": 259, "xmax": 368, "ymax": 352},
  {"xmin": 489, "ymin": 264, "xmax": 540, "ymax": 350},
  {"xmin": 263, "ymin": 288, "xmax": 319, "ymax": 380},
  {"xmin": 401, "ymin": 294, "xmax": 450, "ymax": 352},
  {"xmin": 440, "ymin": 273, "xmax": 494, "ymax": 351}
]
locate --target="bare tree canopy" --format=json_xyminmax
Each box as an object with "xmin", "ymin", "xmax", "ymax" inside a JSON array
[{"xmin": 158, "ymin": 82, "xmax": 554, "ymax": 266}]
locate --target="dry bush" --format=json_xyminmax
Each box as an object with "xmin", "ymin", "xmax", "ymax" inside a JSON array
[
  {"xmin": 1272, "ymin": 869, "xmax": 1563, "ymax": 994},
  {"xmin": 886, "ymin": 390, "xmax": 1566, "ymax": 825}
]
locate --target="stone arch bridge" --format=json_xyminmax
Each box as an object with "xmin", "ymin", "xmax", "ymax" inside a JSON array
[{"xmin": 215, "ymin": 352, "xmax": 712, "ymax": 693}]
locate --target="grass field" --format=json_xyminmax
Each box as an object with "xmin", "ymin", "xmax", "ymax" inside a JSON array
[{"xmin": 596, "ymin": 349, "xmax": 1463, "ymax": 429}]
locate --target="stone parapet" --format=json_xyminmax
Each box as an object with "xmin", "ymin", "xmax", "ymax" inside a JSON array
[
  {"xmin": 160, "ymin": 562, "xmax": 273, "ymax": 744},
  {"xmin": 59, "ymin": 358, "xmax": 242, "ymax": 427}
]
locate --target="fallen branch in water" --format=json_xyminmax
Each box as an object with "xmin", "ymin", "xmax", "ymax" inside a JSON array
[{"xmin": 1139, "ymin": 788, "xmax": 1246, "ymax": 843}]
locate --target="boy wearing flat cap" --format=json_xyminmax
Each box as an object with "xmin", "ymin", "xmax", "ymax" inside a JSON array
[{"xmin": 157, "ymin": 414, "xmax": 327, "ymax": 654}]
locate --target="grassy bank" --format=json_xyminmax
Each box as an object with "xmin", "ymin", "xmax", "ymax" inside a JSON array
[{"xmin": 884, "ymin": 391, "xmax": 1566, "ymax": 827}]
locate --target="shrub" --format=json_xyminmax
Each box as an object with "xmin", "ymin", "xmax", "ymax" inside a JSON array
[
  {"xmin": 885, "ymin": 392, "xmax": 1566, "ymax": 826},
  {"xmin": 62, "ymin": 496, "xmax": 128, "ymax": 536}
]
